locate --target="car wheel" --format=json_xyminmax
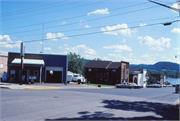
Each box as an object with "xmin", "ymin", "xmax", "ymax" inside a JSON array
[{"xmin": 78, "ymin": 80, "xmax": 81, "ymax": 84}]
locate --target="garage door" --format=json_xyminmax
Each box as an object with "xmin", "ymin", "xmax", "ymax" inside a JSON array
[{"xmin": 45, "ymin": 66, "xmax": 63, "ymax": 83}]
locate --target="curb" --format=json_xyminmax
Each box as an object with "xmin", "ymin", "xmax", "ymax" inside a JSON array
[
  {"xmin": 0, "ymin": 86, "xmax": 60, "ymax": 90},
  {"xmin": 24, "ymin": 87, "xmax": 60, "ymax": 90},
  {"xmin": 0, "ymin": 86, "xmax": 11, "ymax": 89},
  {"xmin": 172, "ymin": 98, "xmax": 180, "ymax": 107}
]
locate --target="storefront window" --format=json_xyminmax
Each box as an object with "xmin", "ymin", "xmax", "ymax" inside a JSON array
[
  {"xmin": 34, "ymin": 70, "xmax": 38, "ymax": 76},
  {"xmin": 112, "ymin": 70, "xmax": 116, "ymax": 74},
  {"xmin": 88, "ymin": 69, "xmax": 92, "ymax": 72},
  {"xmin": 0, "ymin": 64, "xmax": 3, "ymax": 68}
]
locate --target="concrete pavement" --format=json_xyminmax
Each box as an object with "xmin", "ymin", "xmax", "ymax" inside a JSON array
[
  {"xmin": 1, "ymin": 82, "xmax": 179, "ymax": 106},
  {"xmin": 1, "ymin": 86, "xmax": 179, "ymax": 120},
  {"xmin": 0, "ymin": 82, "xmax": 114, "ymax": 90},
  {"xmin": 0, "ymin": 82, "xmax": 60, "ymax": 89}
]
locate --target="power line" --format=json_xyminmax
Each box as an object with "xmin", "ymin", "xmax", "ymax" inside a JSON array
[
  {"xmin": 0, "ymin": 0, "xmax": 73, "ymax": 16},
  {"xmin": 1, "ymin": 1, "xmax": 150, "ymax": 31},
  {"xmin": 1, "ymin": 1, "xmax": 103, "ymax": 21},
  {"xmin": 2, "ymin": 4, "xmax": 163, "ymax": 35},
  {"xmin": 1, "ymin": 20, "xmax": 179, "ymax": 45},
  {"xmin": 8, "ymin": 16, "xmax": 179, "ymax": 39}
]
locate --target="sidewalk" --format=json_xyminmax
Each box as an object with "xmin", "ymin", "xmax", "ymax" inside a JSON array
[{"xmin": 0, "ymin": 82, "xmax": 60, "ymax": 90}]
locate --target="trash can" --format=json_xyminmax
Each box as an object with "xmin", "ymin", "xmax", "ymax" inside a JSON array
[{"xmin": 175, "ymin": 84, "xmax": 179, "ymax": 93}]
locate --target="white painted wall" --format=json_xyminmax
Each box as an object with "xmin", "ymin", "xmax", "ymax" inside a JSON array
[{"xmin": 138, "ymin": 68, "xmax": 148, "ymax": 88}]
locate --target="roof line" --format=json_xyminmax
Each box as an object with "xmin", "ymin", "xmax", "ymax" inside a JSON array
[{"xmin": 106, "ymin": 61, "xmax": 113, "ymax": 69}]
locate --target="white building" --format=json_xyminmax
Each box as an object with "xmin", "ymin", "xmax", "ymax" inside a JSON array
[{"xmin": 138, "ymin": 68, "xmax": 148, "ymax": 88}]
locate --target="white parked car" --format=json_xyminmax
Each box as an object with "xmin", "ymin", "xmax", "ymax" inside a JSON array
[
  {"xmin": 129, "ymin": 83, "xmax": 141, "ymax": 89},
  {"xmin": 115, "ymin": 83, "xmax": 132, "ymax": 88},
  {"xmin": 67, "ymin": 71, "xmax": 85, "ymax": 84},
  {"xmin": 146, "ymin": 84, "xmax": 162, "ymax": 88},
  {"xmin": 167, "ymin": 85, "xmax": 172, "ymax": 87}
]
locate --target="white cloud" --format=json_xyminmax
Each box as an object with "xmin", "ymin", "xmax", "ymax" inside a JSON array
[
  {"xmin": 140, "ymin": 23, "xmax": 147, "ymax": 27},
  {"xmin": 103, "ymin": 45, "xmax": 132, "ymax": 52},
  {"xmin": 171, "ymin": 2, "xmax": 180, "ymax": 12},
  {"xmin": 138, "ymin": 36, "xmax": 171, "ymax": 51},
  {"xmin": 0, "ymin": 35, "xmax": 21, "ymax": 48},
  {"xmin": 101, "ymin": 23, "xmax": 134, "ymax": 36},
  {"xmin": 142, "ymin": 54, "xmax": 150, "ymax": 58},
  {"xmin": 39, "ymin": 42, "xmax": 44, "ymax": 44},
  {"xmin": 44, "ymin": 47, "xmax": 51, "ymax": 50},
  {"xmin": 171, "ymin": 28, "xmax": 180, "ymax": 33},
  {"xmin": 59, "ymin": 46, "xmax": 62, "ymax": 49},
  {"xmin": 150, "ymin": 47, "xmax": 164, "ymax": 51},
  {"xmin": 62, "ymin": 21, "xmax": 66, "ymax": 24},
  {"xmin": 142, "ymin": 54, "xmax": 159, "ymax": 58},
  {"xmin": 52, "ymin": 51, "xmax": 68, "ymax": 55},
  {"xmin": 174, "ymin": 48, "xmax": 179, "ymax": 50},
  {"xmin": 84, "ymin": 25, "xmax": 91, "ymax": 28},
  {"xmin": 87, "ymin": 8, "xmax": 109, "ymax": 16},
  {"xmin": 60, "ymin": 51, "xmax": 68, "ymax": 55},
  {"xmin": 63, "ymin": 44, "xmax": 68, "ymax": 46},
  {"xmin": 46, "ymin": 32, "xmax": 68, "ymax": 41},
  {"xmin": 65, "ymin": 44, "xmax": 98, "ymax": 59},
  {"xmin": 121, "ymin": 39, "xmax": 126, "ymax": 43},
  {"xmin": 108, "ymin": 53, "xmax": 145, "ymax": 64},
  {"xmin": 79, "ymin": 20, "xmax": 86, "ymax": 23},
  {"xmin": 128, "ymin": 53, "xmax": 134, "ymax": 57},
  {"xmin": 65, "ymin": 44, "xmax": 97, "ymax": 55}
]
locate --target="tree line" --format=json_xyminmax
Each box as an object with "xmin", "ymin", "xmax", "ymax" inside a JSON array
[
  {"xmin": 68, "ymin": 52, "xmax": 179, "ymax": 79},
  {"xmin": 68, "ymin": 52, "xmax": 103, "ymax": 75}
]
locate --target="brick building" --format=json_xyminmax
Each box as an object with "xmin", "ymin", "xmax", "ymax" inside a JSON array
[
  {"xmin": 84, "ymin": 61, "xmax": 129, "ymax": 85},
  {"xmin": 0, "ymin": 50, "xmax": 8, "ymax": 78}
]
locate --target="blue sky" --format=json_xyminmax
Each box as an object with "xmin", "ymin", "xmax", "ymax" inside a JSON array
[{"xmin": 0, "ymin": 0, "xmax": 180, "ymax": 64}]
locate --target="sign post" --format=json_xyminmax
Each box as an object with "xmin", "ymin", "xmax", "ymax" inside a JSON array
[{"xmin": 20, "ymin": 42, "xmax": 25, "ymax": 85}]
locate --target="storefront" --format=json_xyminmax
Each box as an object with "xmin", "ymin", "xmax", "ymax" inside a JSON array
[{"xmin": 8, "ymin": 52, "xmax": 68, "ymax": 84}]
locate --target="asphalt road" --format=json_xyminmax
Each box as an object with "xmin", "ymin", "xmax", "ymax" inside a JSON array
[{"xmin": 0, "ymin": 83, "xmax": 179, "ymax": 121}]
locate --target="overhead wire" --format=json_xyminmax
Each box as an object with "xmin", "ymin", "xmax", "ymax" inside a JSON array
[
  {"xmin": 1, "ymin": 0, "xmax": 103, "ymax": 21},
  {"xmin": 2, "ymin": 4, "xmax": 165, "ymax": 35},
  {"xmin": 0, "ymin": 0, "xmax": 73, "ymax": 16},
  {"xmin": 7, "ymin": 16, "xmax": 179, "ymax": 38},
  {"xmin": 1, "ymin": 1, "xmax": 175, "ymax": 31},
  {"xmin": 1, "ymin": 20, "xmax": 179, "ymax": 45}
]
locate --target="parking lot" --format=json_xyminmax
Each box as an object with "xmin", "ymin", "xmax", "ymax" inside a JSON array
[{"xmin": 0, "ymin": 83, "xmax": 179, "ymax": 120}]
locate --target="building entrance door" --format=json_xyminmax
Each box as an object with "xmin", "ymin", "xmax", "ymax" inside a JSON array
[{"xmin": 46, "ymin": 71, "xmax": 62, "ymax": 83}]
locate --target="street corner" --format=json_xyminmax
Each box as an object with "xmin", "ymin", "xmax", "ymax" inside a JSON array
[
  {"xmin": 175, "ymin": 101, "xmax": 180, "ymax": 107},
  {"xmin": 172, "ymin": 99, "xmax": 180, "ymax": 107}
]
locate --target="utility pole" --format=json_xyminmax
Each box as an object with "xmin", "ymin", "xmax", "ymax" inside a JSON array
[
  {"xmin": 148, "ymin": 0, "xmax": 180, "ymax": 17},
  {"xmin": 20, "ymin": 42, "xmax": 25, "ymax": 85}
]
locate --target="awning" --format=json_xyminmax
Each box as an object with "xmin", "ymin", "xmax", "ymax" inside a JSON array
[{"xmin": 11, "ymin": 58, "xmax": 44, "ymax": 66}]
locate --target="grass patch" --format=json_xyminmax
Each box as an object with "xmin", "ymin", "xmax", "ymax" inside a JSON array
[{"xmin": 85, "ymin": 83, "xmax": 114, "ymax": 87}]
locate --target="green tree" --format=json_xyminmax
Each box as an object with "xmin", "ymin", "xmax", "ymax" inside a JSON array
[
  {"xmin": 147, "ymin": 75, "xmax": 157, "ymax": 85},
  {"xmin": 93, "ymin": 58, "xmax": 103, "ymax": 61},
  {"xmin": 68, "ymin": 52, "xmax": 85, "ymax": 75}
]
